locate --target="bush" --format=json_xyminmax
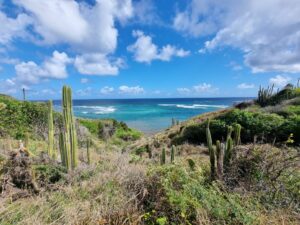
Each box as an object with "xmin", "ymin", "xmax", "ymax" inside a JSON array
[
  {"xmin": 219, "ymin": 109, "xmax": 285, "ymax": 142},
  {"xmin": 143, "ymin": 165, "xmax": 257, "ymax": 224},
  {"xmin": 173, "ymin": 119, "xmax": 227, "ymax": 145}
]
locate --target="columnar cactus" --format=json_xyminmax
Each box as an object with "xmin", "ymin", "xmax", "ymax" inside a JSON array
[
  {"xmin": 87, "ymin": 138, "xmax": 91, "ymax": 165},
  {"xmin": 234, "ymin": 124, "xmax": 241, "ymax": 146},
  {"xmin": 206, "ymin": 120, "xmax": 216, "ymax": 180},
  {"xmin": 171, "ymin": 145, "xmax": 175, "ymax": 163},
  {"xmin": 48, "ymin": 100, "xmax": 55, "ymax": 159},
  {"xmin": 60, "ymin": 86, "xmax": 78, "ymax": 170},
  {"xmin": 224, "ymin": 136, "xmax": 233, "ymax": 169},
  {"xmin": 161, "ymin": 148, "xmax": 166, "ymax": 165},
  {"xmin": 216, "ymin": 140, "xmax": 224, "ymax": 179}
]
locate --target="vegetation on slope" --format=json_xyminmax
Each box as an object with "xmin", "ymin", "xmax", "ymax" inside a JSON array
[{"xmin": 0, "ymin": 83, "xmax": 299, "ymax": 225}]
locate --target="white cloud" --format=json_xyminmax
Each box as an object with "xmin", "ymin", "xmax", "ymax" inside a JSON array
[
  {"xmin": 127, "ymin": 30, "xmax": 190, "ymax": 63},
  {"xmin": 13, "ymin": 0, "xmax": 133, "ymax": 54},
  {"xmin": 193, "ymin": 83, "xmax": 217, "ymax": 93},
  {"xmin": 76, "ymin": 87, "xmax": 92, "ymax": 97},
  {"xmin": 177, "ymin": 83, "xmax": 218, "ymax": 96},
  {"xmin": 174, "ymin": 0, "xmax": 300, "ymax": 73},
  {"xmin": 100, "ymin": 86, "xmax": 114, "ymax": 94},
  {"xmin": 119, "ymin": 85, "xmax": 144, "ymax": 94},
  {"xmin": 0, "ymin": 10, "xmax": 32, "ymax": 46},
  {"xmin": 229, "ymin": 61, "xmax": 243, "ymax": 71},
  {"xmin": 15, "ymin": 51, "xmax": 71, "ymax": 85},
  {"xmin": 0, "ymin": 0, "xmax": 135, "ymax": 78},
  {"xmin": 269, "ymin": 75, "xmax": 292, "ymax": 87},
  {"xmin": 74, "ymin": 53, "xmax": 122, "ymax": 76},
  {"xmin": 80, "ymin": 78, "xmax": 89, "ymax": 84},
  {"xmin": 132, "ymin": 0, "xmax": 159, "ymax": 25},
  {"xmin": 177, "ymin": 88, "xmax": 191, "ymax": 94},
  {"xmin": 237, "ymin": 83, "xmax": 255, "ymax": 89}
]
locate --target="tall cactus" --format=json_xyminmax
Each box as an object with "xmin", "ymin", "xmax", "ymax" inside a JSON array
[
  {"xmin": 216, "ymin": 140, "xmax": 224, "ymax": 180},
  {"xmin": 206, "ymin": 120, "xmax": 216, "ymax": 180},
  {"xmin": 60, "ymin": 86, "xmax": 78, "ymax": 170},
  {"xmin": 86, "ymin": 138, "xmax": 91, "ymax": 165},
  {"xmin": 224, "ymin": 137, "xmax": 233, "ymax": 169},
  {"xmin": 161, "ymin": 148, "xmax": 166, "ymax": 165},
  {"xmin": 234, "ymin": 124, "xmax": 241, "ymax": 146},
  {"xmin": 48, "ymin": 100, "xmax": 55, "ymax": 159},
  {"xmin": 170, "ymin": 145, "xmax": 175, "ymax": 163}
]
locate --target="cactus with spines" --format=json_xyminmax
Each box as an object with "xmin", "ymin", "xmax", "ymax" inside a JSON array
[
  {"xmin": 161, "ymin": 148, "xmax": 166, "ymax": 165},
  {"xmin": 171, "ymin": 145, "xmax": 175, "ymax": 163},
  {"xmin": 234, "ymin": 124, "xmax": 241, "ymax": 146},
  {"xmin": 48, "ymin": 100, "xmax": 55, "ymax": 159},
  {"xmin": 86, "ymin": 138, "xmax": 91, "ymax": 165},
  {"xmin": 206, "ymin": 120, "xmax": 216, "ymax": 180},
  {"xmin": 216, "ymin": 140, "xmax": 224, "ymax": 179},
  {"xmin": 224, "ymin": 136, "xmax": 233, "ymax": 169},
  {"xmin": 60, "ymin": 85, "xmax": 78, "ymax": 170}
]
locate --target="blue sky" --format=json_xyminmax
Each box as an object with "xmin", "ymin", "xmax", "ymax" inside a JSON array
[{"xmin": 0, "ymin": 0, "xmax": 299, "ymax": 99}]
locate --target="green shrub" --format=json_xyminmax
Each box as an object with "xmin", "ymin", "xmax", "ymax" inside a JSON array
[
  {"xmin": 144, "ymin": 165, "xmax": 257, "ymax": 224},
  {"xmin": 219, "ymin": 109, "xmax": 285, "ymax": 142},
  {"xmin": 115, "ymin": 127, "xmax": 142, "ymax": 141},
  {"xmin": 33, "ymin": 164, "xmax": 66, "ymax": 184},
  {"xmin": 174, "ymin": 119, "xmax": 227, "ymax": 145}
]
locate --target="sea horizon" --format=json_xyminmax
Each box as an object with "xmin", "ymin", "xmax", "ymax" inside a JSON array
[{"xmin": 49, "ymin": 97, "xmax": 254, "ymax": 134}]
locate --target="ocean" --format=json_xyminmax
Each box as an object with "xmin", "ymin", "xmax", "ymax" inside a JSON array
[{"xmin": 53, "ymin": 98, "xmax": 253, "ymax": 134}]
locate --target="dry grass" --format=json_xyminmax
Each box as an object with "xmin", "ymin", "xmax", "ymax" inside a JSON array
[{"xmin": 0, "ymin": 151, "xmax": 146, "ymax": 225}]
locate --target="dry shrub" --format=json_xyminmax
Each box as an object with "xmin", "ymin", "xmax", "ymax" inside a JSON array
[{"xmin": 0, "ymin": 152, "xmax": 147, "ymax": 225}]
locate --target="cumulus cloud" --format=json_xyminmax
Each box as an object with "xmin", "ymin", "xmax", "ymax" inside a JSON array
[
  {"xmin": 15, "ymin": 51, "xmax": 71, "ymax": 85},
  {"xmin": 74, "ymin": 54, "xmax": 123, "ymax": 76},
  {"xmin": 9, "ymin": 0, "xmax": 133, "ymax": 78},
  {"xmin": 12, "ymin": 0, "xmax": 133, "ymax": 54},
  {"xmin": 237, "ymin": 83, "xmax": 255, "ymax": 89},
  {"xmin": 119, "ymin": 85, "xmax": 144, "ymax": 94},
  {"xmin": 100, "ymin": 86, "xmax": 114, "ymax": 94},
  {"xmin": 0, "ymin": 10, "xmax": 32, "ymax": 46},
  {"xmin": 174, "ymin": 0, "xmax": 300, "ymax": 73},
  {"xmin": 269, "ymin": 75, "xmax": 292, "ymax": 87},
  {"xmin": 127, "ymin": 30, "xmax": 190, "ymax": 63}
]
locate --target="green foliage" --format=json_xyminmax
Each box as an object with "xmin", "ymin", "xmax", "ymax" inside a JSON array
[
  {"xmin": 220, "ymin": 109, "xmax": 285, "ymax": 142},
  {"xmin": 0, "ymin": 95, "xmax": 51, "ymax": 139},
  {"xmin": 78, "ymin": 119, "xmax": 100, "ymax": 136},
  {"xmin": 145, "ymin": 165, "xmax": 257, "ymax": 224},
  {"xmin": 257, "ymin": 84, "xmax": 300, "ymax": 107},
  {"xmin": 174, "ymin": 119, "xmax": 227, "ymax": 145},
  {"xmin": 257, "ymin": 84, "xmax": 274, "ymax": 107},
  {"xmin": 33, "ymin": 164, "xmax": 66, "ymax": 184},
  {"xmin": 115, "ymin": 127, "xmax": 142, "ymax": 141}
]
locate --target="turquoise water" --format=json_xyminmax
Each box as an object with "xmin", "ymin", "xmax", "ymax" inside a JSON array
[{"xmin": 53, "ymin": 98, "xmax": 253, "ymax": 133}]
